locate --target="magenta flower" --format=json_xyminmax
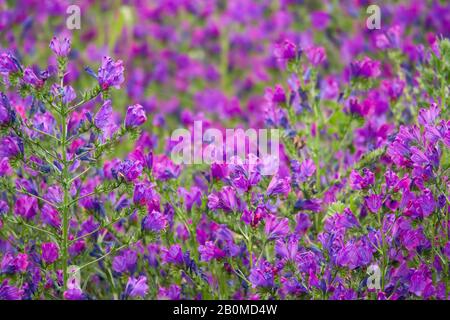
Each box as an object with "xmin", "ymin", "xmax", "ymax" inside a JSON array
[
  {"xmin": 0, "ymin": 136, "xmax": 22, "ymax": 158},
  {"xmin": 98, "ymin": 56, "xmax": 124, "ymax": 90},
  {"xmin": 0, "ymin": 53, "xmax": 21, "ymax": 74},
  {"xmin": 310, "ymin": 11, "xmax": 330, "ymax": 30},
  {"xmin": 41, "ymin": 242, "xmax": 59, "ymax": 264},
  {"xmin": 142, "ymin": 210, "xmax": 168, "ymax": 232},
  {"xmin": 125, "ymin": 276, "xmax": 148, "ymax": 298},
  {"xmin": 350, "ymin": 57, "xmax": 381, "ymax": 78},
  {"xmin": 266, "ymin": 175, "xmax": 291, "ymax": 197},
  {"xmin": 157, "ymin": 284, "xmax": 181, "ymax": 300},
  {"xmin": 23, "ymin": 67, "xmax": 45, "ymax": 88},
  {"xmin": 264, "ymin": 215, "xmax": 290, "ymax": 241},
  {"xmin": 125, "ymin": 104, "xmax": 147, "ymax": 128},
  {"xmin": 198, "ymin": 241, "xmax": 225, "ymax": 262},
  {"xmin": 274, "ymin": 39, "xmax": 297, "ymax": 62},
  {"xmin": 14, "ymin": 195, "xmax": 38, "ymax": 220},
  {"xmin": 365, "ymin": 194, "xmax": 382, "ymax": 213},
  {"xmin": 116, "ymin": 159, "xmax": 143, "ymax": 182},
  {"xmin": 306, "ymin": 46, "xmax": 326, "ymax": 66},
  {"xmin": 0, "ymin": 93, "xmax": 14, "ymax": 126},
  {"xmin": 161, "ymin": 244, "xmax": 184, "ymax": 265},
  {"xmin": 94, "ymin": 100, "xmax": 113, "ymax": 133},
  {"xmin": 49, "ymin": 37, "xmax": 71, "ymax": 57}
]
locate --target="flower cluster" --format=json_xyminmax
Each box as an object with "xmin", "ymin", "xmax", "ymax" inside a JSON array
[{"xmin": 0, "ymin": 0, "xmax": 449, "ymax": 300}]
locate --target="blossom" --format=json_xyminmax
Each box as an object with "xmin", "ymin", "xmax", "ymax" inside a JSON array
[
  {"xmin": 305, "ymin": 46, "xmax": 326, "ymax": 66},
  {"xmin": 198, "ymin": 241, "xmax": 225, "ymax": 262},
  {"xmin": 94, "ymin": 100, "xmax": 113, "ymax": 133},
  {"xmin": 14, "ymin": 195, "xmax": 38, "ymax": 220},
  {"xmin": 49, "ymin": 37, "xmax": 71, "ymax": 57},
  {"xmin": 0, "ymin": 53, "xmax": 21, "ymax": 74},
  {"xmin": 350, "ymin": 57, "xmax": 381, "ymax": 78},
  {"xmin": 274, "ymin": 39, "xmax": 297, "ymax": 62},
  {"xmin": 142, "ymin": 210, "xmax": 168, "ymax": 232},
  {"xmin": 365, "ymin": 194, "xmax": 382, "ymax": 213},
  {"xmin": 125, "ymin": 104, "xmax": 147, "ymax": 128},
  {"xmin": 23, "ymin": 67, "xmax": 45, "ymax": 88},
  {"xmin": 41, "ymin": 242, "xmax": 59, "ymax": 264},
  {"xmin": 264, "ymin": 215, "xmax": 290, "ymax": 241},
  {"xmin": 98, "ymin": 56, "xmax": 124, "ymax": 90}
]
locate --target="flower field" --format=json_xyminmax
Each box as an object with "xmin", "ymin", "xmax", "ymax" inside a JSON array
[{"xmin": 0, "ymin": 0, "xmax": 449, "ymax": 300}]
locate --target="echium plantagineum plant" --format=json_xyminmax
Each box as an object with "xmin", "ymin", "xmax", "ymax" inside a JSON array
[{"xmin": 0, "ymin": 37, "xmax": 150, "ymax": 299}]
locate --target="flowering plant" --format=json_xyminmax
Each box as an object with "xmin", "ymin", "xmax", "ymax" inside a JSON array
[{"xmin": 0, "ymin": 0, "xmax": 449, "ymax": 300}]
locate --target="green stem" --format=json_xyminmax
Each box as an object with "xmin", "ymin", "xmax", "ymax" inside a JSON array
[{"xmin": 61, "ymin": 102, "xmax": 70, "ymax": 292}]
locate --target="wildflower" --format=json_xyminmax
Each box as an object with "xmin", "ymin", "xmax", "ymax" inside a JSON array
[
  {"xmin": 14, "ymin": 195, "xmax": 38, "ymax": 220},
  {"xmin": 365, "ymin": 194, "xmax": 382, "ymax": 213},
  {"xmin": 161, "ymin": 244, "xmax": 184, "ymax": 265},
  {"xmin": 125, "ymin": 104, "xmax": 147, "ymax": 128},
  {"xmin": 266, "ymin": 175, "xmax": 291, "ymax": 197},
  {"xmin": 157, "ymin": 284, "xmax": 181, "ymax": 300},
  {"xmin": 142, "ymin": 210, "xmax": 168, "ymax": 232},
  {"xmin": 49, "ymin": 37, "xmax": 71, "ymax": 57},
  {"xmin": 198, "ymin": 241, "xmax": 225, "ymax": 262},
  {"xmin": 94, "ymin": 100, "xmax": 113, "ymax": 133},
  {"xmin": 274, "ymin": 39, "xmax": 297, "ymax": 62},
  {"xmin": 0, "ymin": 93, "xmax": 14, "ymax": 126},
  {"xmin": 264, "ymin": 215, "xmax": 290, "ymax": 241},
  {"xmin": 350, "ymin": 57, "xmax": 381, "ymax": 78},
  {"xmin": 305, "ymin": 46, "xmax": 327, "ymax": 66},
  {"xmin": 0, "ymin": 53, "xmax": 21, "ymax": 74},
  {"xmin": 98, "ymin": 56, "xmax": 124, "ymax": 90},
  {"xmin": 23, "ymin": 67, "xmax": 45, "ymax": 88},
  {"xmin": 41, "ymin": 242, "xmax": 59, "ymax": 264},
  {"xmin": 0, "ymin": 136, "xmax": 23, "ymax": 158},
  {"xmin": 0, "ymin": 280, "xmax": 23, "ymax": 300},
  {"xmin": 116, "ymin": 159, "xmax": 143, "ymax": 182}
]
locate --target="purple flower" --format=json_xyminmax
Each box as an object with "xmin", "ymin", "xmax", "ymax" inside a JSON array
[
  {"xmin": 0, "ymin": 136, "xmax": 23, "ymax": 158},
  {"xmin": 306, "ymin": 46, "xmax": 326, "ymax": 66},
  {"xmin": 125, "ymin": 276, "xmax": 148, "ymax": 298},
  {"xmin": 297, "ymin": 158, "xmax": 316, "ymax": 182},
  {"xmin": 0, "ymin": 280, "xmax": 23, "ymax": 300},
  {"xmin": 142, "ymin": 210, "xmax": 168, "ymax": 232},
  {"xmin": 98, "ymin": 56, "xmax": 124, "ymax": 90},
  {"xmin": 23, "ymin": 67, "xmax": 45, "ymax": 88},
  {"xmin": 94, "ymin": 100, "xmax": 113, "ymax": 133},
  {"xmin": 249, "ymin": 261, "xmax": 275, "ymax": 288},
  {"xmin": 198, "ymin": 241, "xmax": 225, "ymax": 262},
  {"xmin": 49, "ymin": 36, "xmax": 71, "ymax": 57},
  {"xmin": 112, "ymin": 250, "xmax": 138, "ymax": 274},
  {"xmin": 349, "ymin": 168, "xmax": 375, "ymax": 190},
  {"xmin": 264, "ymin": 215, "xmax": 290, "ymax": 241},
  {"xmin": 41, "ymin": 203, "xmax": 61, "ymax": 228},
  {"xmin": 274, "ymin": 39, "xmax": 297, "ymax": 62},
  {"xmin": 116, "ymin": 159, "xmax": 143, "ymax": 182},
  {"xmin": 207, "ymin": 186, "xmax": 241, "ymax": 212},
  {"xmin": 266, "ymin": 175, "xmax": 291, "ymax": 197},
  {"xmin": 350, "ymin": 57, "xmax": 381, "ymax": 78},
  {"xmin": 336, "ymin": 241, "xmax": 372, "ymax": 270},
  {"xmin": 157, "ymin": 284, "xmax": 181, "ymax": 300},
  {"xmin": 14, "ymin": 195, "xmax": 38, "ymax": 220},
  {"xmin": 41, "ymin": 242, "xmax": 59, "ymax": 264},
  {"xmin": 295, "ymin": 213, "xmax": 312, "ymax": 236},
  {"xmin": 63, "ymin": 288, "xmax": 84, "ymax": 300},
  {"xmin": 241, "ymin": 206, "xmax": 267, "ymax": 227},
  {"xmin": 310, "ymin": 11, "xmax": 330, "ymax": 30},
  {"xmin": 161, "ymin": 244, "xmax": 184, "ymax": 265},
  {"xmin": 365, "ymin": 194, "xmax": 382, "ymax": 213},
  {"xmin": 125, "ymin": 104, "xmax": 147, "ymax": 128},
  {"xmin": 0, "ymin": 53, "xmax": 21, "ymax": 74},
  {"xmin": 0, "ymin": 93, "xmax": 14, "ymax": 126},
  {"xmin": 0, "ymin": 200, "xmax": 9, "ymax": 215}
]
